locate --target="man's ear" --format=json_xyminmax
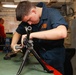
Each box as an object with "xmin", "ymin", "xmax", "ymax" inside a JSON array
[{"xmin": 31, "ymin": 8, "xmax": 36, "ymax": 14}]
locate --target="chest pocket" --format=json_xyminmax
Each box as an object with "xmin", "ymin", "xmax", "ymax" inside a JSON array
[
  {"xmin": 40, "ymin": 20, "xmax": 53, "ymax": 31},
  {"xmin": 40, "ymin": 23, "xmax": 47, "ymax": 31},
  {"xmin": 40, "ymin": 20, "xmax": 48, "ymax": 31}
]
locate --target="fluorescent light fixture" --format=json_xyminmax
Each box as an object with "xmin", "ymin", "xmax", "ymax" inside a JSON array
[
  {"xmin": 2, "ymin": 2, "xmax": 17, "ymax": 8},
  {"xmin": 2, "ymin": 4, "xmax": 17, "ymax": 8}
]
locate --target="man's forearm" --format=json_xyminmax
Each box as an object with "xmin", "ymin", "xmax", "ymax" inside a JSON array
[
  {"xmin": 30, "ymin": 25, "xmax": 67, "ymax": 40},
  {"xmin": 11, "ymin": 32, "xmax": 21, "ymax": 48}
]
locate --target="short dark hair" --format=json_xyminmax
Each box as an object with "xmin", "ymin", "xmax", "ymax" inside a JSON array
[
  {"xmin": 16, "ymin": 1, "xmax": 35, "ymax": 21},
  {"xmin": 0, "ymin": 18, "xmax": 3, "ymax": 21},
  {"xmin": 0, "ymin": 18, "xmax": 4, "ymax": 24},
  {"xmin": 0, "ymin": 18, "xmax": 4, "ymax": 22}
]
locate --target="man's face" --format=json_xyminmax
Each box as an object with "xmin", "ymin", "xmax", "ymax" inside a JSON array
[{"xmin": 22, "ymin": 9, "xmax": 40, "ymax": 25}]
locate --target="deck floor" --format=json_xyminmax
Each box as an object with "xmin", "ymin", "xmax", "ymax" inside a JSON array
[{"xmin": 0, "ymin": 51, "xmax": 53, "ymax": 75}]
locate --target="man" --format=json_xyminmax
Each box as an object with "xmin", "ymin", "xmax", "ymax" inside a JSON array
[
  {"xmin": 0, "ymin": 18, "xmax": 6, "ymax": 50},
  {"xmin": 11, "ymin": 1, "xmax": 68, "ymax": 75},
  {"xmin": 0, "ymin": 18, "xmax": 6, "ymax": 38}
]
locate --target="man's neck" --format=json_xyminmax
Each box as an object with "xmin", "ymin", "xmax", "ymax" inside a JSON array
[{"xmin": 36, "ymin": 7, "xmax": 43, "ymax": 18}]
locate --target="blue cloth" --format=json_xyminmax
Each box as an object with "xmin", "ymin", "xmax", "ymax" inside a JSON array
[{"xmin": 16, "ymin": 2, "xmax": 68, "ymax": 75}]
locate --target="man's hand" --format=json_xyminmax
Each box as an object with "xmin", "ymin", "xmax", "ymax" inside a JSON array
[
  {"xmin": 12, "ymin": 44, "xmax": 22, "ymax": 53},
  {"xmin": 21, "ymin": 34, "xmax": 27, "ymax": 47}
]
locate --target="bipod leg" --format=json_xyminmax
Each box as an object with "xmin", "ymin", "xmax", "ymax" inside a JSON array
[
  {"xmin": 16, "ymin": 49, "xmax": 30, "ymax": 75},
  {"xmin": 30, "ymin": 49, "xmax": 53, "ymax": 73}
]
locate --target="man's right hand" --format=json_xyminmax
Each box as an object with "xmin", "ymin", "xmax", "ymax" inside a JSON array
[{"xmin": 11, "ymin": 44, "xmax": 22, "ymax": 53}]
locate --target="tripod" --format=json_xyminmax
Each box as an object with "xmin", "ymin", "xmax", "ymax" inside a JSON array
[{"xmin": 16, "ymin": 26, "xmax": 53, "ymax": 75}]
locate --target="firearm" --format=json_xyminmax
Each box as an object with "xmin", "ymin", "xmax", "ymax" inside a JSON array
[
  {"xmin": 16, "ymin": 26, "xmax": 33, "ymax": 75},
  {"xmin": 16, "ymin": 26, "xmax": 53, "ymax": 75}
]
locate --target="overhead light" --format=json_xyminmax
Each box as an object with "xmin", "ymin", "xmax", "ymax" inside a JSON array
[
  {"xmin": 14, "ymin": 0, "xmax": 49, "ymax": 2},
  {"xmin": 2, "ymin": 4, "xmax": 17, "ymax": 8},
  {"xmin": 2, "ymin": 2, "xmax": 17, "ymax": 8}
]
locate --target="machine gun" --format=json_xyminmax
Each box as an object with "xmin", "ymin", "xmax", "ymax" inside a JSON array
[{"xmin": 16, "ymin": 26, "xmax": 53, "ymax": 75}]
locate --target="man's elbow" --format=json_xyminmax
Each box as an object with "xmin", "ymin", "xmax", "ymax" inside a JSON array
[{"xmin": 60, "ymin": 32, "xmax": 67, "ymax": 39}]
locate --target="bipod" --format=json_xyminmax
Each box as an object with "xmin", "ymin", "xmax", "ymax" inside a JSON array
[{"xmin": 16, "ymin": 26, "xmax": 53, "ymax": 75}]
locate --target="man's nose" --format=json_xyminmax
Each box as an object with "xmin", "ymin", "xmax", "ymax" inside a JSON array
[{"xmin": 28, "ymin": 21, "xmax": 32, "ymax": 25}]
